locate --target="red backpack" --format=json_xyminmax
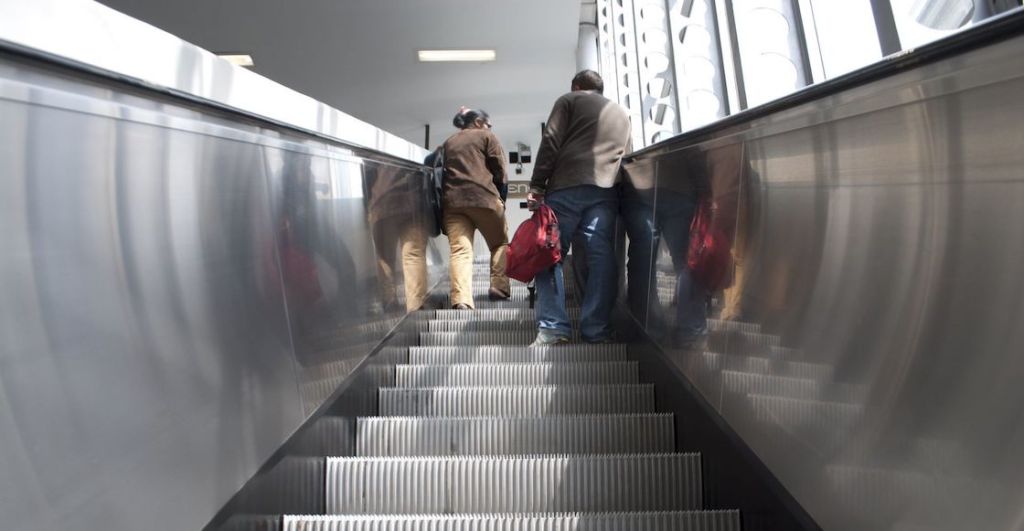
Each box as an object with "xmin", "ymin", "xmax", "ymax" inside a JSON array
[
  {"xmin": 507, "ymin": 204, "xmax": 561, "ymax": 282},
  {"xmin": 687, "ymin": 199, "xmax": 733, "ymax": 291}
]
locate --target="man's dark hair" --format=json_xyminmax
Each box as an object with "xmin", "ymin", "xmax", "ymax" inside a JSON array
[{"xmin": 571, "ymin": 70, "xmax": 604, "ymax": 94}]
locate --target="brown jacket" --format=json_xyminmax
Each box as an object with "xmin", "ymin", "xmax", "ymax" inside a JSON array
[
  {"xmin": 442, "ymin": 128, "xmax": 507, "ymax": 212},
  {"xmin": 530, "ymin": 90, "xmax": 632, "ymax": 194}
]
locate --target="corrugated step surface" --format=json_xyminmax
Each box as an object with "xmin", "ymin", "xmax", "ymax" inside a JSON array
[
  {"xmin": 356, "ymin": 414, "xmax": 675, "ymax": 456},
  {"xmin": 325, "ymin": 454, "xmax": 703, "ymax": 514},
  {"xmin": 395, "ymin": 362, "xmax": 639, "ymax": 387},
  {"xmin": 409, "ymin": 345, "xmax": 627, "ymax": 364},
  {"xmin": 380, "ymin": 385, "xmax": 656, "ymax": 416},
  {"xmin": 284, "ymin": 511, "xmax": 741, "ymax": 530},
  {"xmin": 421, "ymin": 331, "xmax": 561, "ymax": 345},
  {"xmin": 434, "ymin": 308, "xmax": 581, "ymax": 321},
  {"xmin": 426, "ymin": 320, "xmax": 543, "ymax": 332}
]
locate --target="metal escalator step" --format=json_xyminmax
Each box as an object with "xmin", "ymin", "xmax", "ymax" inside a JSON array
[
  {"xmin": 325, "ymin": 453, "xmax": 703, "ymax": 514},
  {"xmin": 285, "ymin": 510, "xmax": 740, "ymax": 530},
  {"xmin": 356, "ymin": 414, "xmax": 674, "ymax": 456},
  {"xmin": 434, "ymin": 308, "xmax": 582, "ymax": 321},
  {"xmin": 426, "ymin": 320, "xmax": 540, "ymax": 332},
  {"xmin": 421, "ymin": 331, "xmax": 552, "ymax": 345},
  {"xmin": 447, "ymin": 299, "xmax": 538, "ymax": 309},
  {"xmin": 395, "ymin": 362, "xmax": 639, "ymax": 387},
  {"xmin": 379, "ymin": 385, "xmax": 656, "ymax": 416},
  {"xmin": 408, "ymin": 345, "xmax": 627, "ymax": 364}
]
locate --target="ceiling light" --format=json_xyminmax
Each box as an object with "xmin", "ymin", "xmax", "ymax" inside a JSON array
[
  {"xmin": 218, "ymin": 54, "xmax": 254, "ymax": 67},
  {"xmin": 417, "ymin": 49, "xmax": 496, "ymax": 62}
]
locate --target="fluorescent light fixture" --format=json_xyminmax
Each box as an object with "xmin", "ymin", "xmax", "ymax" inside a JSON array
[
  {"xmin": 417, "ymin": 49, "xmax": 496, "ymax": 62},
  {"xmin": 218, "ymin": 54, "xmax": 254, "ymax": 67}
]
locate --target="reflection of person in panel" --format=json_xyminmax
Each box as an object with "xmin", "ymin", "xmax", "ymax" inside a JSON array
[
  {"xmin": 268, "ymin": 155, "xmax": 324, "ymax": 332},
  {"xmin": 439, "ymin": 107, "xmax": 511, "ymax": 309},
  {"xmin": 709, "ymin": 144, "xmax": 748, "ymax": 322},
  {"xmin": 621, "ymin": 147, "xmax": 707, "ymax": 347},
  {"xmin": 621, "ymin": 143, "xmax": 744, "ymax": 347},
  {"xmin": 364, "ymin": 162, "xmax": 428, "ymax": 312}
]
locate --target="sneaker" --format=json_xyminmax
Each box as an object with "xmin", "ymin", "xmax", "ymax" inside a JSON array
[
  {"xmin": 451, "ymin": 303, "xmax": 472, "ymax": 310},
  {"xmin": 531, "ymin": 330, "xmax": 570, "ymax": 347},
  {"xmin": 584, "ymin": 336, "xmax": 617, "ymax": 344},
  {"xmin": 488, "ymin": 287, "xmax": 511, "ymax": 301}
]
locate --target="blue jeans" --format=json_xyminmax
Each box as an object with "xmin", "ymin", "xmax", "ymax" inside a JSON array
[
  {"xmin": 620, "ymin": 187, "xmax": 708, "ymax": 341},
  {"xmin": 535, "ymin": 185, "xmax": 619, "ymax": 341}
]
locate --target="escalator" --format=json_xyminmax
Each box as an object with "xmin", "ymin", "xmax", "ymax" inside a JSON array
[
  {"xmin": 281, "ymin": 268, "xmax": 742, "ymax": 529},
  {"xmin": 5, "ymin": 3, "xmax": 1024, "ymax": 530}
]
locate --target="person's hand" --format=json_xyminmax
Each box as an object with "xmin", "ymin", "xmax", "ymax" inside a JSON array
[{"xmin": 526, "ymin": 192, "xmax": 543, "ymax": 211}]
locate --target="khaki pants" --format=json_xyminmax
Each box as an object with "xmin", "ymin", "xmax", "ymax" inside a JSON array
[{"xmin": 443, "ymin": 206, "xmax": 510, "ymax": 308}]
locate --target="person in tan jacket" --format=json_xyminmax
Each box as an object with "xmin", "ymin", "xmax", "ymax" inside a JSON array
[{"xmin": 440, "ymin": 108, "xmax": 511, "ymax": 309}]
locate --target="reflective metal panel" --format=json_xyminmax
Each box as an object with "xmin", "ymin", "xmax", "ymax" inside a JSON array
[
  {"xmin": 627, "ymin": 31, "xmax": 1024, "ymax": 530},
  {"xmin": 0, "ymin": 50, "xmax": 439, "ymax": 531},
  {"xmin": 0, "ymin": 0, "xmax": 428, "ymax": 161}
]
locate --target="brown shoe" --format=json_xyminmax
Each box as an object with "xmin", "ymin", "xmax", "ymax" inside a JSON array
[
  {"xmin": 488, "ymin": 287, "xmax": 511, "ymax": 301},
  {"xmin": 451, "ymin": 303, "xmax": 472, "ymax": 310}
]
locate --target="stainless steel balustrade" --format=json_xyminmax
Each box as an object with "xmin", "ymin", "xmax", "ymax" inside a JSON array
[
  {"xmin": 622, "ymin": 12, "xmax": 1024, "ymax": 531},
  {"xmin": 0, "ymin": 41, "xmax": 441, "ymax": 531}
]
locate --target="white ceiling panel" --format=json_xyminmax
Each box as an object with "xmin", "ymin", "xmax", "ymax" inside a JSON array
[{"xmin": 97, "ymin": 0, "xmax": 581, "ymax": 156}]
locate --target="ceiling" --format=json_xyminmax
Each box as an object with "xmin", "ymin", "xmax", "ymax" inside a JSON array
[{"xmin": 96, "ymin": 0, "xmax": 581, "ymax": 159}]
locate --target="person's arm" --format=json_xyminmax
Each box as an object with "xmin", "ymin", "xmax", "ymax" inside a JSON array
[
  {"xmin": 484, "ymin": 132, "xmax": 508, "ymax": 202},
  {"xmin": 529, "ymin": 96, "xmax": 570, "ymax": 197}
]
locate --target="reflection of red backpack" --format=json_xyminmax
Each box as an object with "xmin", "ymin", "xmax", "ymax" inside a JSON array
[
  {"xmin": 687, "ymin": 199, "xmax": 733, "ymax": 291},
  {"xmin": 266, "ymin": 222, "xmax": 323, "ymax": 308},
  {"xmin": 507, "ymin": 204, "xmax": 561, "ymax": 282}
]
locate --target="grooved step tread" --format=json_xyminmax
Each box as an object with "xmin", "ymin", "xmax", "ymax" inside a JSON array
[
  {"xmin": 285, "ymin": 510, "xmax": 741, "ymax": 530},
  {"xmin": 408, "ymin": 345, "xmax": 627, "ymax": 365},
  {"xmin": 395, "ymin": 362, "xmax": 640, "ymax": 387},
  {"xmin": 421, "ymin": 331, "xmax": 560, "ymax": 345},
  {"xmin": 356, "ymin": 414, "xmax": 675, "ymax": 456},
  {"xmin": 379, "ymin": 385, "xmax": 656, "ymax": 416},
  {"xmin": 326, "ymin": 453, "xmax": 703, "ymax": 514}
]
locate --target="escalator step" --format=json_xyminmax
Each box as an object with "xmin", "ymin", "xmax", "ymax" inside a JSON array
[
  {"xmin": 421, "ymin": 331, "xmax": 562, "ymax": 345},
  {"xmin": 408, "ymin": 345, "xmax": 627, "ymax": 364},
  {"xmin": 395, "ymin": 362, "xmax": 639, "ymax": 387},
  {"xmin": 426, "ymin": 320, "xmax": 541, "ymax": 332},
  {"xmin": 379, "ymin": 385, "xmax": 656, "ymax": 416},
  {"xmin": 325, "ymin": 453, "xmax": 703, "ymax": 514},
  {"xmin": 284, "ymin": 510, "xmax": 741, "ymax": 530},
  {"xmin": 434, "ymin": 308, "xmax": 580, "ymax": 321},
  {"xmin": 355, "ymin": 414, "xmax": 674, "ymax": 456}
]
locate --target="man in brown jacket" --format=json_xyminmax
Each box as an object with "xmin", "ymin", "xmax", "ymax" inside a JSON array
[{"xmin": 527, "ymin": 70, "xmax": 632, "ymax": 344}]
